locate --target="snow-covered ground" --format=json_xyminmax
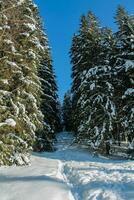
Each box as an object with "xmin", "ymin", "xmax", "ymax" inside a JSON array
[{"xmin": 0, "ymin": 132, "xmax": 134, "ymax": 200}]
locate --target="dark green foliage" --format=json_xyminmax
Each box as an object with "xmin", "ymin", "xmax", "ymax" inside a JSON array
[
  {"xmin": 70, "ymin": 12, "xmax": 103, "ymax": 133},
  {"xmin": 114, "ymin": 6, "xmax": 134, "ymax": 144},
  {"xmin": 38, "ymin": 32, "xmax": 62, "ymax": 139},
  {"xmin": 0, "ymin": 0, "xmax": 42, "ymax": 165},
  {"xmin": 0, "ymin": 0, "xmax": 61, "ymax": 165},
  {"xmin": 70, "ymin": 12, "xmax": 116, "ymax": 151},
  {"xmin": 62, "ymin": 90, "xmax": 73, "ymax": 132},
  {"xmin": 70, "ymin": 7, "xmax": 134, "ymax": 153}
]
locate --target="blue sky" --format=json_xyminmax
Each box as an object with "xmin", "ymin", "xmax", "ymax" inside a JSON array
[{"xmin": 34, "ymin": 0, "xmax": 133, "ymax": 101}]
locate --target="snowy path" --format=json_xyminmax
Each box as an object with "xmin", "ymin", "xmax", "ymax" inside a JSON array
[
  {"xmin": 63, "ymin": 158, "xmax": 134, "ymax": 200},
  {"xmin": 0, "ymin": 151, "xmax": 75, "ymax": 200},
  {"xmin": 0, "ymin": 132, "xmax": 134, "ymax": 200}
]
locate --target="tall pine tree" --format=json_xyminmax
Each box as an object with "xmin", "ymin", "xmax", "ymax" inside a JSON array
[
  {"xmin": 0, "ymin": 0, "xmax": 61, "ymax": 165},
  {"xmin": 115, "ymin": 6, "xmax": 134, "ymax": 146},
  {"xmin": 0, "ymin": 0, "xmax": 41, "ymax": 165},
  {"xmin": 70, "ymin": 12, "xmax": 118, "ymax": 153}
]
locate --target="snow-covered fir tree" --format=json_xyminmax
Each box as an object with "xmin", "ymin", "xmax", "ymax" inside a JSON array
[
  {"xmin": 70, "ymin": 12, "xmax": 99, "ymax": 133},
  {"xmin": 29, "ymin": 2, "xmax": 62, "ymax": 151},
  {"xmin": 78, "ymin": 29, "xmax": 117, "ymax": 152},
  {"xmin": 70, "ymin": 33, "xmax": 82, "ymax": 133},
  {"xmin": 0, "ymin": 0, "xmax": 38, "ymax": 165},
  {"xmin": 70, "ymin": 7, "xmax": 134, "ymax": 153},
  {"xmin": 114, "ymin": 6, "xmax": 134, "ymax": 146},
  {"xmin": 0, "ymin": 0, "xmax": 60, "ymax": 165},
  {"xmin": 62, "ymin": 90, "xmax": 73, "ymax": 131},
  {"xmin": 70, "ymin": 12, "xmax": 118, "ymax": 153},
  {"xmin": 36, "ymin": 33, "xmax": 62, "ymax": 151}
]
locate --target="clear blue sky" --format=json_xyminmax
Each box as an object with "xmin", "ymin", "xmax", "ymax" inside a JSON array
[{"xmin": 34, "ymin": 0, "xmax": 133, "ymax": 101}]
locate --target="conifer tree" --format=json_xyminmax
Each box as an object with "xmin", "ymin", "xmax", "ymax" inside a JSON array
[
  {"xmin": 70, "ymin": 12, "xmax": 118, "ymax": 152},
  {"xmin": 70, "ymin": 33, "xmax": 82, "ymax": 133},
  {"xmin": 0, "ymin": 0, "xmax": 60, "ymax": 165},
  {"xmin": 70, "ymin": 13, "xmax": 101, "ymax": 133},
  {"xmin": 77, "ymin": 28, "xmax": 117, "ymax": 151},
  {"xmin": 0, "ymin": 0, "xmax": 40, "ymax": 165},
  {"xmin": 115, "ymin": 6, "xmax": 134, "ymax": 145},
  {"xmin": 37, "ymin": 34, "xmax": 62, "ymax": 150},
  {"xmin": 62, "ymin": 90, "xmax": 72, "ymax": 131},
  {"xmin": 26, "ymin": 1, "xmax": 61, "ymax": 151}
]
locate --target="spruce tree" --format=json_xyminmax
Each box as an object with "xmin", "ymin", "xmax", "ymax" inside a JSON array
[
  {"xmin": 62, "ymin": 90, "xmax": 72, "ymax": 132},
  {"xmin": 70, "ymin": 13, "xmax": 101, "ymax": 133},
  {"xmin": 0, "ymin": 0, "xmax": 39, "ymax": 165},
  {"xmin": 70, "ymin": 12, "xmax": 118, "ymax": 152},
  {"xmin": 25, "ymin": 2, "xmax": 61, "ymax": 151},
  {"xmin": 77, "ymin": 28, "xmax": 117, "ymax": 151},
  {"xmin": 36, "ymin": 34, "xmax": 62, "ymax": 150},
  {"xmin": 115, "ymin": 6, "xmax": 134, "ymax": 146},
  {"xmin": 0, "ymin": 0, "xmax": 59, "ymax": 165}
]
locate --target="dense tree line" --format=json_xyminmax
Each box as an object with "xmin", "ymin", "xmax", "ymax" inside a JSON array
[
  {"xmin": 0, "ymin": 0, "xmax": 61, "ymax": 165},
  {"xmin": 0, "ymin": 1, "xmax": 133, "ymax": 165},
  {"xmin": 63, "ymin": 6, "xmax": 134, "ymax": 154}
]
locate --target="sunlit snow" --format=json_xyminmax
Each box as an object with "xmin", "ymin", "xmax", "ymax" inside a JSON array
[{"xmin": 0, "ymin": 132, "xmax": 134, "ymax": 200}]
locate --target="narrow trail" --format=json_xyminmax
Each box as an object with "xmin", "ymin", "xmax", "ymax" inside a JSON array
[
  {"xmin": 57, "ymin": 160, "xmax": 75, "ymax": 200},
  {"xmin": 54, "ymin": 132, "xmax": 77, "ymax": 200},
  {"xmin": 0, "ymin": 132, "xmax": 75, "ymax": 200},
  {"xmin": 47, "ymin": 132, "xmax": 134, "ymax": 200},
  {"xmin": 0, "ymin": 132, "xmax": 134, "ymax": 200}
]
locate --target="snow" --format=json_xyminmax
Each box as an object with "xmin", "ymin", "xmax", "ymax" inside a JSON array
[
  {"xmin": 0, "ymin": 118, "xmax": 16, "ymax": 127},
  {"xmin": 63, "ymin": 155, "xmax": 134, "ymax": 200},
  {"xmin": 8, "ymin": 133, "xmax": 27, "ymax": 146},
  {"xmin": 24, "ymin": 23, "xmax": 36, "ymax": 32},
  {"xmin": 12, "ymin": 153, "xmax": 30, "ymax": 166},
  {"xmin": 0, "ymin": 90, "xmax": 11, "ymax": 96},
  {"xmin": 6, "ymin": 61, "xmax": 20, "ymax": 69},
  {"xmin": 1, "ymin": 79, "xmax": 8, "ymax": 84},
  {"xmin": 17, "ymin": 0, "xmax": 25, "ymax": 6},
  {"xmin": 5, "ymin": 118, "xmax": 16, "ymax": 127},
  {"xmin": 0, "ymin": 132, "xmax": 134, "ymax": 200},
  {"xmin": 3, "ymin": 25, "xmax": 10, "ymax": 30},
  {"xmin": 20, "ymin": 32, "xmax": 30, "ymax": 37},
  {"xmin": 28, "ymin": 50, "xmax": 36, "ymax": 59},
  {"xmin": 11, "ymin": 100, "xmax": 19, "ymax": 116},
  {"xmin": 122, "ymin": 88, "xmax": 134, "ymax": 98},
  {"xmin": 4, "ymin": 39, "xmax": 13, "ymax": 45},
  {"xmin": 90, "ymin": 82, "xmax": 95, "ymax": 90},
  {"xmin": 0, "ymin": 138, "xmax": 75, "ymax": 200},
  {"xmin": 124, "ymin": 60, "xmax": 134, "ymax": 72}
]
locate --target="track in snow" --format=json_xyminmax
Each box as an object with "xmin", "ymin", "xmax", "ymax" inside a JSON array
[
  {"xmin": 0, "ymin": 132, "xmax": 134, "ymax": 200},
  {"xmin": 47, "ymin": 132, "xmax": 134, "ymax": 200}
]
